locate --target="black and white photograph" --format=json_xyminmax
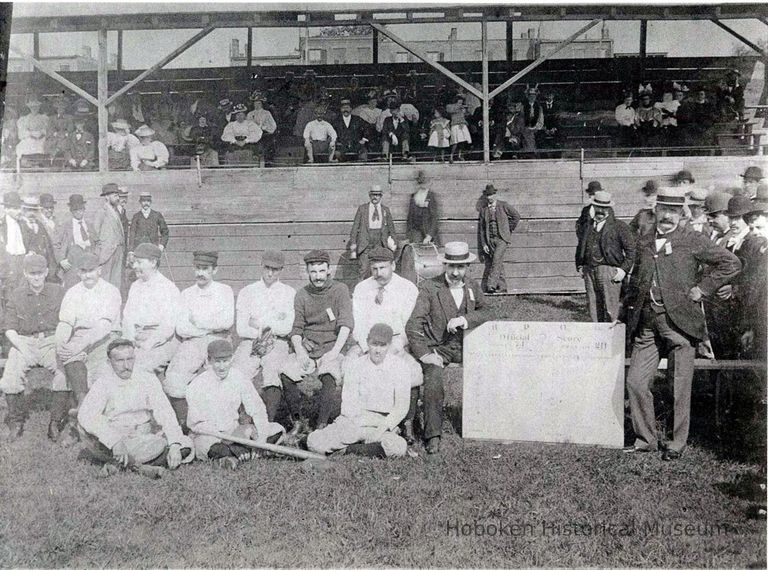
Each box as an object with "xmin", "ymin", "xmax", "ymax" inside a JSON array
[{"xmin": 0, "ymin": 1, "xmax": 766, "ymax": 566}]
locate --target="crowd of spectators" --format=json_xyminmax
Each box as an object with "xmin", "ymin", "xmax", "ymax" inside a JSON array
[{"xmin": 0, "ymin": 66, "xmax": 754, "ymax": 170}]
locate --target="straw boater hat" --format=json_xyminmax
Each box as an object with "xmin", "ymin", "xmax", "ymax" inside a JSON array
[
  {"xmin": 686, "ymin": 188, "xmax": 708, "ymax": 206},
  {"xmin": 438, "ymin": 241, "xmax": 477, "ymax": 264},
  {"xmin": 134, "ymin": 125, "xmax": 155, "ymax": 138},
  {"xmin": 21, "ymin": 195, "xmax": 42, "ymax": 210},
  {"xmin": 590, "ymin": 191, "xmax": 613, "ymax": 208},
  {"xmin": 655, "ymin": 187, "xmax": 687, "ymax": 207}
]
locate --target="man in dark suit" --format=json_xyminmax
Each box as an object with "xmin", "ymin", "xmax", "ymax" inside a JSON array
[
  {"xmin": 381, "ymin": 103, "xmax": 413, "ymax": 161},
  {"xmin": 53, "ymin": 194, "xmax": 94, "ymax": 289},
  {"xmin": 349, "ymin": 185, "xmax": 397, "ymax": 279},
  {"xmin": 128, "ymin": 191, "xmax": 169, "ymax": 263},
  {"xmin": 575, "ymin": 191, "xmax": 635, "ymax": 323},
  {"xmin": 406, "ymin": 242, "xmax": 491, "ymax": 454},
  {"xmin": 19, "ymin": 196, "xmax": 59, "ymax": 283},
  {"xmin": 332, "ymin": 99, "xmax": 369, "ymax": 162},
  {"xmin": 477, "ymin": 184, "xmax": 520, "ymax": 293},
  {"xmin": 621, "ymin": 187, "xmax": 741, "ymax": 461}
]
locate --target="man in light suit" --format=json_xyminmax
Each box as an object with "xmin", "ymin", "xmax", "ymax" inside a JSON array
[
  {"xmin": 53, "ymin": 194, "xmax": 94, "ymax": 289},
  {"xmin": 349, "ymin": 185, "xmax": 397, "ymax": 280},
  {"xmin": 91, "ymin": 183, "xmax": 125, "ymax": 291},
  {"xmin": 477, "ymin": 184, "xmax": 520, "ymax": 294},
  {"xmin": 405, "ymin": 242, "xmax": 491, "ymax": 454}
]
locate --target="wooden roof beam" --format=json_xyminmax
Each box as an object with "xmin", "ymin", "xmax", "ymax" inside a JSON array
[{"xmin": 8, "ymin": 45, "xmax": 98, "ymax": 105}]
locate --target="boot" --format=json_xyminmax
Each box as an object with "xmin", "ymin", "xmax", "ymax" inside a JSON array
[
  {"xmin": 402, "ymin": 420, "xmax": 416, "ymax": 445},
  {"xmin": 168, "ymin": 397, "xmax": 189, "ymax": 434},
  {"xmin": 4, "ymin": 393, "xmax": 26, "ymax": 441},
  {"xmin": 48, "ymin": 391, "xmax": 72, "ymax": 442}
]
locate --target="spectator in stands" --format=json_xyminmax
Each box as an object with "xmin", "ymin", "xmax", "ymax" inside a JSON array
[
  {"xmin": 426, "ymin": 107, "xmax": 451, "ymax": 162},
  {"xmin": 303, "ymin": 106, "xmax": 337, "ymax": 164},
  {"xmin": 293, "ymin": 98, "xmax": 318, "ymax": 139},
  {"xmin": 332, "ymin": 98, "xmax": 369, "ymax": 162},
  {"xmin": 575, "ymin": 191, "xmax": 635, "ymax": 323},
  {"xmin": 677, "ymin": 88, "xmax": 716, "ymax": 148},
  {"xmin": 16, "ymin": 96, "xmax": 49, "ymax": 161},
  {"xmin": 740, "ymin": 166, "xmax": 763, "ymax": 199},
  {"xmin": 522, "ymin": 86, "xmax": 545, "ymax": 154},
  {"xmin": 478, "ymin": 184, "xmax": 520, "ymax": 294},
  {"xmin": 629, "ymin": 180, "xmax": 659, "ymax": 237},
  {"xmin": 46, "ymin": 96, "xmax": 73, "ymax": 165},
  {"xmin": 673, "ymin": 82, "xmax": 689, "ymax": 103},
  {"xmin": 717, "ymin": 69, "xmax": 745, "ymax": 122},
  {"xmin": 635, "ymin": 89, "xmax": 661, "ymax": 147},
  {"xmin": 615, "ymin": 92, "xmax": 637, "ymax": 148},
  {"xmin": 247, "ymin": 91, "xmax": 277, "ymax": 166},
  {"xmin": 216, "ymin": 98, "xmax": 234, "ymax": 130},
  {"xmin": 64, "ymin": 117, "xmax": 96, "ymax": 170},
  {"xmin": 149, "ymin": 108, "xmax": 179, "ymax": 151},
  {"xmin": 655, "ymin": 90, "xmax": 680, "ymax": 146},
  {"xmin": 353, "ymin": 91, "xmax": 382, "ymax": 130},
  {"xmin": 107, "ymin": 119, "xmax": 139, "ymax": 170},
  {"xmin": 130, "ymin": 125, "xmax": 169, "ymax": 171},
  {"xmin": 498, "ymin": 102, "xmax": 528, "ymax": 157},
  {"xmin": 189, "ymin": 114, "xmax": 215, "ymax": 147},
  {"xmin": 349, "ymin": 185, "xmax": 397, "ymax": 279},
  {"xmin": 407, "ymin": 170, "xmax": 440, "ymax": 246},
  {"xmin": 376, "ymin": 95, "xmax": 420, "ymax": 136},
  {"xmin": 1, "ymin": 106, "xmax": 19, "ymax": 168},
  {"xmin": 221, "ymin": 104, "xmax": 262, "ymax": 165},
  {"xmin": 540, "ymin": 92, "xmax": 563, "ymax": 156},
  {"xmin": 685, "ymin": 188, "xmax": 712, "ymax": 237},
  {"xmin": 192, "ymin": 137, "xmax": 219, "ymax": 168},
  {"xmin": 381, "ymin": 102, "xmax": 413, "ymax": 162},
  {"xmin": 446, "ymin": 95, "xmax": 472, "ymax": 163},
  {"xmin": 298, "ymin": 69, "xmax": 321, "ymax": 105}
]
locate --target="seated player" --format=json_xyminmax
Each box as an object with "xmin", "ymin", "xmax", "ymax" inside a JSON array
[
  {"xmin": 307, "ymin": 324, "xmax": 410, "ymax": 458},
  {"xmin": 186, "ymin": 340, "xmax": 284, "ymax": 469},
  {"xmin": 77, "ymin": 339, "xmax": 194, "ymax": 478}
]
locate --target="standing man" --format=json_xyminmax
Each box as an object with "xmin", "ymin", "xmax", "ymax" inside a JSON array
[
  {"xmin": 406, "ymin": 242, "xmax": 490, "ymax": 454},
  {"xmin": 740, "ymin": 166, "xmax": 763, "ymax": 199},
  {"xmin": 0, "ymin": 254, "xmax": 66, "ymax": 441},
  {"xmin": 629, "ymin": 180, "xmax": 659, "ymax": 237},
  {"xmin": 0, "ymin": 192, "xmax": 28, "ymax": 305},
  {"xmin": 280, "ymin": 250, "xmax": 353, "ymax": 435},
  {"xmin": 307, "ymin": 324, "xmax": 411, "ymax": 458},
  {"xmin": 92, "ymin": 183, "xmax": 125, "ymax": 291},
  {"xmin": 575, "ymin": 191, "xmax": 636, "ymax": 323},
  {"xmin": 164, "ymin": 251, "xmax": 234, "ymax": 428},
  {"xmin": 77, "ymin": 339, "xmax": 193, "ymax": 479},
  {"xmin": 232, "ymin": 249, "xmax": 296, "ymax": 420},
  {"xmin": 685, "ymin": 188, "xmax": 712, "ymax": 237},
  {"xmin": 351, "ymin": 247, "xmax": 423, "ymax": 442},
  {"xmin": 19, "ymin": 196, "xmax": 58, "ymax": 281},
  {"xmin": 477, "ymin": 184, "xmax": 520, "ymax": 294},
  {"xmin": 122, "ymin": 243, "xmax": 181, "ymax": 378},
  {"xmin": 622, "ymin": 187, "xmax": 741, "ymax": 460},
  {"xmin": 349, "ymin": 185, "xmax": 397, "ymax": 279},
  {"xmin": 128, "ymin": 191, "xmax": 169, "ymax": 263},
  {"xmin": 54, "ymin": 251, "xmax": 122, "ymax": 440},
  {"xmin": 39, "ymin": 193, "xmax": 56, "ymax": 236},
  {"xmin": 704, "ymin": 191, "xmax": 732, "ymax": 246},
  {"xmin": 53, "ymin": 194, "xmax": 93, "ymax": 289}
]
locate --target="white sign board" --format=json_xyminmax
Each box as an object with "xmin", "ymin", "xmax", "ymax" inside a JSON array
[{"xmin": 462, "ymin": 321, "xmax": 625, "ymax": 448}]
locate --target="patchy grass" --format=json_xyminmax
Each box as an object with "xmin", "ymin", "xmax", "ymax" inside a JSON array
[{"xmin": 0, "ymin": 294, "xmax": 765, "ymax": 567}]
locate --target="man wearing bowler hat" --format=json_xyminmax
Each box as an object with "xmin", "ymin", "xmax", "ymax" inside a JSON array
[
  {"xmin": 406, "ymin": 241, "xmax": 491, "ymax": 454},
  {"xmin": 575, "ymin": 190, "xmax": 635, "ymax": 323},
  {"xmin": 333, "ymin": 98, "xmax": 369, "ymax": 162},
  {"xmin": 39, "ymin": 193, "xmax": 56, "ymax": 236},
  {"xmin": 740, "ymin": 166, "xmax": 763, "ymax": 199},
  {"xmin": 621, "ymin": 187, "xmax": 740, "ymax": 460},
  {"xmin": 53, "ymin": 194, "xmax": 94, "ymax": 289},
  {"xmin": 349, "ymin": 185, "xmax": 397, "ymax": 279},
  {"xmin": 92, "ymin": 183, "xmax": 126, "ymax": 290},
  {"xmin": 54, "ymin": 251, "xmax": 122, "ymax": 443},
  {"xmin": 20, "ymin": 196, "xmax": 58, "ymax": 283},
  {"xmin": 477, "ymin": 184, "xmax": 520, "ymax": 294},
  {"xmin": 0, "ymin": 191, "xmax": 28, "ymax": 304},
  {"xmin": 128, "ymin": 191, "xmax": 169, "ymax": 270},
  {"xmin": 164, "ymin": 251, "xmax": 234, "ymax": 429},
  {"xmin": 704, "ymin": 191, "xmax": 732, "ymax": 246}
]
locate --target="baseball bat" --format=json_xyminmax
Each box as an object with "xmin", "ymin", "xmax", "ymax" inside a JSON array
[{"xmin": 196, "ymin": 430, "xmax": 327, "ymax": 462}]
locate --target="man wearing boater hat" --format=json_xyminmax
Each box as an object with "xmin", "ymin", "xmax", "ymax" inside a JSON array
[
  {"xmin": 92, "ymin": 183, "xmax": 126, "ymax": 291},
  {"xmin": 53, "ymin": 194, "xmax": 93, "ymax": 289},
  {"xmin": 575, "ymin": 190, "xmax": 635, "ymax": 323},
  {"xmin": 349, "ymin": 185, "xmax": 397, "ymax": 279},
  {"xmin": 406, "ymin": 241, "xmax": 490, "ymax": 454},
  {"xmin": 621, "ymin": 187, "xmax": 740, "ymax": 461},
  {"xmin": 477, "ymin": 184, "xmax": 520, "ymax": 294}
]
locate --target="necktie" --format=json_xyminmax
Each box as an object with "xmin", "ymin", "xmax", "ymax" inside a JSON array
[
  {"xmin": 79, "ymin": 221, "xmax": 89, "ymax": 242},
  {"xmin": 372, "ymin": 206, "xmax": 380, "ymax": 222},
  {"xmin": 375, "ymin": 286, "xmax": 385, "ymax": 305}
]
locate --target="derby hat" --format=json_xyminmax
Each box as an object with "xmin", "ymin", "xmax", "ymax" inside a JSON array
[
  {"xmin": 586, "ymin": 180, "xmax": 603, "ymax": 195},
  {"xmin": 483, "ymin": 184, "xmax": 497, "ymax": 196},
  {"xmin": 704, "ymin": 191, "xmax": 731, "ymax": 214},
  {"xmin": 68, "ymin": 194, "xmax": 86, "ymax": 209},
  {"xmin": 741, "ymin": 166, "xmax": 764, "ymax": 181},
  {"xmin": 726, "ymin": 195, "xmax": 753, "ymax": 217},
  {"xmin": 438, "ymin": 241, "xmax": 477, "ymax": 264},
  {"xmin": 100, "ymin": 183, "xmax": 119, "ymax": 196},
  {"xmin": 672, "ymin": 170, "xmax": 695, "ymax": 184},
  {"xmin": 40, "ymin": 193, "xmax": 55, "ymax": 208}
]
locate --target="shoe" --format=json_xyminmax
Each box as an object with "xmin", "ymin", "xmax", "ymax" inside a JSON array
[
  {"xmin": 98, "ymin": 464, "xmax": 120, "ymax": 478},
  {"xmin": 214, "ymin": 457, "xmax": 239, "ymax": 470},
  {"xmin": 47, "ymin": 421, "xmax": 62, "ymax": 442},
  {"xmin": 134, "ymin": 465, "xmax": 166, "ymax": 479},
  {"xmin": 662, "ymin": 449, "xmax": 682, "ymax": 461},
  {"xmin": 426, "ymin": 437, "xmax": 440, "ymax": 455},
  {"xmin": 58, "ymin": 426, "xmax": 81, "ymax": 449},
  {"xmin": 402, "ymin": 420, "xmax": 416, "ymax": 445},
  {"xmin": 622, "ymin": 444, "xmax": 656, "ymax": 454}
]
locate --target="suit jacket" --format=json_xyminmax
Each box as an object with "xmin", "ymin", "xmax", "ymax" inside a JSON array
[
  {"xmin": 406, "ymin": 274, "xmax": 490, "ymax": 359},
  {"xmin": 349, "ymin": 203, "xmax": 396, "ymax": 254},
  {"xmin": 575, "ymin": 212, "xmax": 636, "ymax": 273},
  {"xmin": 478, "ymin": 200, "xmax": 520, "ymax": 256},
  {"xmin": 406, "ymin": 190, "xmax": 440, "ymax": 244},
  {"xmin": 20, "ymin": 221, "xmax": 58, "ymax": 282},
  {"xmin": 381, "ymin": 116, "xmax": 410, "ymax": 144},
  {"xmin": 332, "ymin": 114, "xmax": 369, "ymax": 152},
  {"xmin": 92, "ymin": 203, "xmax": 125, "ymax": 264},
  {"xmin": 53, "ymin": 215, "xmax": 93, "ymax": 270},
  {"xmin": 621, "ymin": 223, "xmax": 741, "ymax": 340},
  {"xmin": 129, "ymin": 210, "xmax": 169, "ymax": 252}
]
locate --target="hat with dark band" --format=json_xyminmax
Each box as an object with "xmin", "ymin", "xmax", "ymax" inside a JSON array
[
  {"xmin": 22, "ymin": 196, "xmax": 42, "ymax": 210},
  {"xmin": 118, "ymin": 187, "xmax": 129, "ymax": 198},
  {"xmin": 741, "ymin": 166, "xmax": 764, "ymax": 181},
  {"xmin": 590, "ymin": 191, "xmax": 613, "ymax": 207},
  {"xmin": 726, "ymin": 195, "xmax": 753, "ymax": 217},
  {"xmin": 748, "ymin": 201, "xmax": 768, "ymax": 215},
  {"xmin": 368, "ymin": 247, "xmax": 394, "ymax": 263},
  {"xmin": 134, "ymin": 242, "xmax": 162, "ymax": 261},
  {"xmin": 78, "ymin": 252, "xmax": 100, "ymax": 271},
  {"xmin": 100, "ymin": 183, "xmax": 119, "ymax": 196},
  {"xmin": 193, "ymin": 251, "xmax": 218, "ymax": 266},
  {"xmin": 655, "ymin": 187, "xmax": 687, "ymax": 207},
  {"xmin": 687, "ymin": 188, "xmax": 708, "ymax": 205},
  {"xmin": 437, "ymin": 241, "xmax": 477, "ymax": 264},
  {"xmin": 704, "ymin": 191, "xmax": 731, "ymax": 215},
  {"xmin": 23, "ymin": 253, "xmax": 47, "ymax": 273},
  {"xmin": 207, "ymin": 339, "xmax": 234, "ymax": 359},
  {"xmin": 367, "ymin": 323, "xmax": 394, "ymax": 345},
  {"xmin": 139, "ymin": 191, "xmax": 152, "ymax": 200},
  {"xmin": 304, "ymin": 249, "xmax": 330, "ymax": 265},
  {"xmin": 68, "ymin": 194, "xmax": 86, "ymax": 209},
  {"xmin": 369, "ymin": 185, "xmax": 384, "ymax": 195},
  {"xmin": 483, "ymin": 184, "xmax": 497, "ymax": 196}
]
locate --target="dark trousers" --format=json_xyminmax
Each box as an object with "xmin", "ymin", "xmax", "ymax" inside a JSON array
[
  {"xmin": 420, "ymin": 343, "xmax": 462, "ymax": 440},
  {"xmin": 358, "ymin": 229, "xmax": 383, "ymax": 279},
  {"xmin": 84, "ymin": 437, "xmax": 192, "ymax": 467},
  {"xmin": 482, "ymin": 237, "xmax": 508, "ymax": 293},
  {"xmin": 626, "ymin": 306, "xmax": 696, "ymax": 452},
  {"xmin": 280, "ymin": 373, "xmax": 337, "ymax": 427}
]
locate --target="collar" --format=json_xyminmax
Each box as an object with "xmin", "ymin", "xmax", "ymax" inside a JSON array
[{"xmin": 307, "ymin": 278, "xmax": 333, "ymax": 294}]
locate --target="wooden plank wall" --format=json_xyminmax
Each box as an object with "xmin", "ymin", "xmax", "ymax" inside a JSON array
[{"xmin": 1, "ymin": 155, "xmax": 765, "ymax": 294}]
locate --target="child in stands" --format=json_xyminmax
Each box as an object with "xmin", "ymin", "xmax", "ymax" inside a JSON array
[
  {"xmin": 446, "ymin": 95, "xmax": 472, "ymax": 163},
  {"xmin": 427, "ymin": 107, "xmax": 451, "ymax": 162}
]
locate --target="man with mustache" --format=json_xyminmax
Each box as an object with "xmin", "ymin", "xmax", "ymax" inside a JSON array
[
  {"xmin": 621, "ymin": 187, "xmax": 741, "ymax": 461},
  {"xmin": 164, "ymin": 251, "xmax": 234, "ymax": 430}
]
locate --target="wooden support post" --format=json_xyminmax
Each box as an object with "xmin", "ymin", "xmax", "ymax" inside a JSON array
[
  {"xmin": 639, "ymin": 20, "xmax": 648, "ymax": 81},
  {"xmin": 117, "ymin": 30, "xmax": 123, "ymax": 71},
  {"xmin": 33, "ymin": 32, "xmax": 39, "ymax": 59},
  {"xmin": 489, "ymin": 19, "xmax": 601, "ymax": 100},
  {"xmin": 247, "ymin": 27, "xmax": 253, "ymax": 69},
  {"xmin": 0, "ymin": 3, "xmax": 12, "ymax": 142},
  {"xmin": 9, "ymin": 46, "xmax": 98, "ymax": 105},
  {"xmin": 106, "ymin": 26, "xmax": 215, "ymax": 106},
  {"xmin": 372, "ymin": 27, "xmax": 379, "ymax": 64},
  {"xmin": 371, "ymin": 23, "xmax": 482, "ymax": 98},
  {"xmin": 97, "ymin": 28, "xmax": 109, "ymax": 173},
  {"xmin": 482, "ymin": 18, "xmax": 490, "ymax": 164},
  {"xmin": 506, "ymin": 20, "xmax": 515, "ymax": 62}
]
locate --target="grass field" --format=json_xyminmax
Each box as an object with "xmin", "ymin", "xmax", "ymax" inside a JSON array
[{"xmin": 1, "ymin": 295, "xmax": 765, "ymax": 567}]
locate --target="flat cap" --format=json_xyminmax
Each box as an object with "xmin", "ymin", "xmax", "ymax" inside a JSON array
[
  {"xmin": 193, "ymin": 251, "xmax": 218, "ymax": 266},
  {"xmin": 134, "ymin": 242, "xmax": 162, "ymax": 260},
  {"xmin": 262, "ymin": 249, "xmax": 285, "ymax": 269},
  {"xmin": 304, "ymin": 249, "xmax": 330, "ymax": 265},
  {"xmin": 367, "ymin": 323, "xmax": 394, "ymax": 345},
  {"xmin": 100, "ymin": 183, "xmax": 119, "ymax": 196},
  {"xmin": 207, "ymin": 339, "xmax": 234, "ymax": 359},
  {"xmin": 368, "ymin": 247, "xmax": 394, "ymax": 263},
  {"xmin": 23, "ymin": 253, "xmax": 47, "ymax": 273},
  {"xmin": 78, "ymin": 251, "xmax": 100, "ymax": 271}
]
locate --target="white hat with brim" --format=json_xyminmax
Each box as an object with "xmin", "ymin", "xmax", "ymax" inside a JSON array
[
  {"xmin": 134, "ymin": 125, "xmax": 155, "ymax": 137},
  {"xmin": 590, "ymin": 191, "xmax": 613, "ymax": 207},
  {"xmin": 111, "ymin": 120, "xmax": 131, "ymax": 131},
  {"xmin": 437, "ymin": 241, "xmax": 477, "ymax": 264},
  {"xmin": 655, "ymin": 187, "xmax": 687, "ymax": 207}
]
